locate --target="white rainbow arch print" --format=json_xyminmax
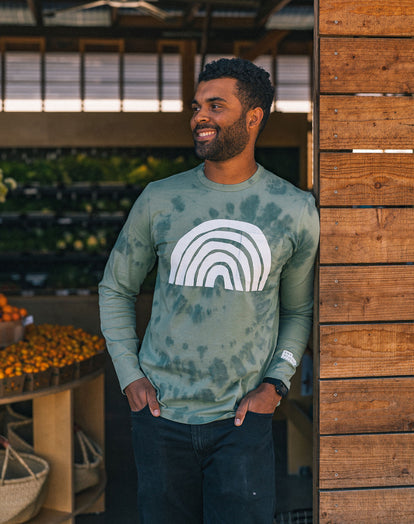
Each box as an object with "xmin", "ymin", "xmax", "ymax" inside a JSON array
[{"xmin": 168, "ymin": 219, "xmax": 271, "ymax": 292}]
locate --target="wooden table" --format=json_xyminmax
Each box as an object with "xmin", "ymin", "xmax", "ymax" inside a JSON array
[{"xmin": 0, "ymin": 369, "xmax": 105, "ymax": 524}]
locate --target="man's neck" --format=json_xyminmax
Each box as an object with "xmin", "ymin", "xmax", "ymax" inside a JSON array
[{"xmin": 203, "ymin": 151, "xmax": 258, "ymax": 185}]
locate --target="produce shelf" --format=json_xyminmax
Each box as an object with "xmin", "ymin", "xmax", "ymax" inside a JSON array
[{"xmin": 1, "ymin": 369, "xmax": 106, "ymax": 523}]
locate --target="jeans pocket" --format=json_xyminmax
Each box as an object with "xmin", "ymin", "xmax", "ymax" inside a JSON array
[
  {"xmin": 246, "ymin": 410, "xmax": 274, "ymax": 419},
  {"xmin": 130, "ymin": 404, "xmax": 151, "ymax": 416}
]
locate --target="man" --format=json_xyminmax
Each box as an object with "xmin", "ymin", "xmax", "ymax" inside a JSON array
[{"xmin": 99, "ymin": 58, "xmax": 319, "ymax": 523}]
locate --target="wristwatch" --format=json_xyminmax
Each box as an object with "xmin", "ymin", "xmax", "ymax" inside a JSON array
[{"xmin": 262, "ymin": 378, "xmax": 288, "ymax": 398}]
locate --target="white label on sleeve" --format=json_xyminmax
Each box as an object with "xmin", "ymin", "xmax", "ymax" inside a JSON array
[{"xmin": 281, "ymin": 350, "xmax": 297, "ymax": 367}]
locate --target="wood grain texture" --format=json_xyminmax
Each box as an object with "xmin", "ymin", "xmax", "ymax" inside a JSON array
[
  {"xmin": 319, "ymin": 152, "xmax": 414, "ymax": 206},
  {"xmin": 319, "ymin": 377, "xmax": 414, "ymax": 434},
  {"xmin": 33, "ymin": 389, "xmax": 75, "ymax": 514},
  {"xmin": 73, "ymin": 374, "xmax": 105, "ymax": 513},
  {"xmin": 320, "ymin": 208, "xmax": 414, "ymax": 264},
  {"xmin": 319, "ymin": 0, "xmax": 414, "ymax": 36},
  {"xmin": 319, "ymin": 434, "xmax": 414, "ymax": 488},
  {"xmin": 319, "ymin": 96, "xmax": 414, "ymax": 150},
  {"xmin": 319, "ymin": 265, "xmax": 414, "ymax": 322},
  {"xmin": 320, "ymin": 487, "xmax": 414, "ymax": 523},
  {"xmin": 320, "ymin": 323, "xmax": 414, "ymax": 378},
  {"xmin": 320, "ymin": 38, "xmax": 414, "ymax": 94}
]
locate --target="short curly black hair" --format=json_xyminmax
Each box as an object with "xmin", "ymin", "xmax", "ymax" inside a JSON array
[{"xmin": 198, "ymin": 57, "xmax": 275, "ymax": 133}]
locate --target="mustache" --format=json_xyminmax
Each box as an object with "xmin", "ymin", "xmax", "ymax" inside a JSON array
[{"xmin": 193, "ymin": 124, "xmax": 219, "ymax": 132}]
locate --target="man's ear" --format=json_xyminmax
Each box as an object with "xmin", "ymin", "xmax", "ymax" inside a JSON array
[{"xmin": 247, "ymin": 107, "xmax": 264, "ymax": 131}]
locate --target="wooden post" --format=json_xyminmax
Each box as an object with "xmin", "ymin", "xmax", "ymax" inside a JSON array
[
  {"xmin": 33, "ymin": 389, "xmax": 75, "ymax": 523},
  {"xmin": 316, "ymin": 0, "xmax": 414, "ymax": 521},
  {"xmin": 181, "ymin": 40, "xmax": 197, "ymax": 112},
  {"xmin": 74, "ymin": 373, "xmax": 105, "ymax": 513}
]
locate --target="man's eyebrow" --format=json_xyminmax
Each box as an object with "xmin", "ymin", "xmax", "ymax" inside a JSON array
[{"xmin": 191, "ymin": 96, "xmax": 227, "ymax": 105}]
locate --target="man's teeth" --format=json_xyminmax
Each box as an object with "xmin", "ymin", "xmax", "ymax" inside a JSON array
[{"xmin": 198, "ymin": 130, "xmax": 215, "ymax": 137}]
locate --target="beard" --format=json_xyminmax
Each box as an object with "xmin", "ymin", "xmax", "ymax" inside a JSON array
[{"xmin": 193, "ymin": 112, "xmax": 249, "ymax": 162}]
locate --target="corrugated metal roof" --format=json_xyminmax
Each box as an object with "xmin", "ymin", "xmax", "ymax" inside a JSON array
[
  {"xmin": 267, "ymin": 6, "xmax": 314, "ymax": 30},
  {"xmin": 0, "ymin": 1, "xmax": 314, "ymax": 29},
  {"xmin": 0, "ymin": 1, "xmax": 35, "ymax": 25}
]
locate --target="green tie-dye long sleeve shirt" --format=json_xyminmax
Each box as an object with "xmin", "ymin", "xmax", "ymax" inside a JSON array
[{"xmin": 99, "ymin": 163, "xmax": 319, "ymax": 424}]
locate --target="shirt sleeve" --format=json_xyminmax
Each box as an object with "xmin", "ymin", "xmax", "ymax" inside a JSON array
[
  {"xmin": 264, "ymin": 192, "xmax": 319, "ymax": 389},
  {"xmin": 98, "ymin": 186, "xmax": 157, "ymax": 393}
]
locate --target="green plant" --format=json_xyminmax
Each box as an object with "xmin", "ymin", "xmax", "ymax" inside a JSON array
[{"xmin": 0, "ymin": 169, "xmax": 17, "ymax": 203}]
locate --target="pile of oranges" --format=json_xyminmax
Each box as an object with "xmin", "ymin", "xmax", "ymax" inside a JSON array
[
  {"xmin": 0, "ymin": 293, "xmax": 27, "ymax": 322},
  {"xmin": 0, "ymin": 323, "xmax": 106, "ymax": 380}
]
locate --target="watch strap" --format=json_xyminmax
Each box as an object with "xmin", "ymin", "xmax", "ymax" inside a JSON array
[{"xmin": 262, "ymin": 378, "xmax": 288, "ymax": 398}]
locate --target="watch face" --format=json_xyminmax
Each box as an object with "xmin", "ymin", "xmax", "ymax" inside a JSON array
[{"xmin": 276, "ymin": 384, "xmax": 288, "ymax": 398}]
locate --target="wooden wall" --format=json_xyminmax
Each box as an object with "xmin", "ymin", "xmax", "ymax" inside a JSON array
[{"xmin": 316, "ymin": 1, "xmax": 414, "ymax": 522}]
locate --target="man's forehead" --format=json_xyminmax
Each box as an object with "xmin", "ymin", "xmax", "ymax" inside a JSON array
[{"xmin": 194, "ymin": 77, "xmax": 239, "ymax": 102}]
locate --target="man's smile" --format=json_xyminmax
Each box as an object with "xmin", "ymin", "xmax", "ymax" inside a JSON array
[{"xmin": 194, "ymin": 127, "xmax": 217, "ymax": 141}]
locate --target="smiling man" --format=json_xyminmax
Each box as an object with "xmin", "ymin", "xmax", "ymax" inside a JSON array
[
  {"xmin": 192, "ymin": 79, "xmax": 251, "ymax": 164},
  {"xmin": 99, "ymin": 58, "xmax": 319, "ymax": 524}
]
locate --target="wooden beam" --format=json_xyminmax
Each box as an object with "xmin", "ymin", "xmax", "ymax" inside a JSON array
[
  {"xmin": 182, "ymin": 2, "xmax": 202, "ymax": 27},
  {"xmin": 320, "ymin": 208, "xmax": 414, "ymax": 264},
  {"xmin": 320, "ymin": 377, "xmax": 414, "ymax": 434},
  {"xmin": 0, "ymin": 111, "xmax": 305, "ymax": 148},
  {"xmin": 239, "ymin": 29, "xmax": 289, "ymax": 61},
  {"xmin": 319, "ymin": 265, "xmax": 414, "ymax": 323},
  {"xmin": 110, "ymin": 7, "xmax": 120, "ymax": 26},
  {"xmin": 319, "ymin": 0, "xmax": 414, "ymax": 37},
  {"xmin": 164, "ymin": 0, "xmax": 259, "ymax": 5},
  {"xmin": 320, "ymin": 95, "xmax": 414, "ymax": 150},
  {"xmin": 199, "ymin": 3, "xmax": 212, "ymax": 73},
  {"xmin": 33, "ymin": 389, "xmax": 75, "ymax": 514},
  {"xmin": 27, "ymin": 0, "xmax": 43, "ymax": 27},
  {"xmin": 320, "ymin": 434, "xmax": 414, "ymax": 489},
  {"xmin": 256, "ymin": 0, "xmax": 293, "ymax": 28},
  {"xmin": 320, "ymin": 488, "xmax": 414, "ymax": 524},
  {"xmin": 320, "ymin": 323, "xmax": 414, "ymax": 379},
  {"xmin": 320, "ymin": 37, "xmax": 414, "ymax": 94},
  {"xmin": 319, "ymin": 153, "xmax": 414, "ymax": 207},
  {"xmin": 181, "ymin": 40, "xmax": 197, "ymax": 111}
]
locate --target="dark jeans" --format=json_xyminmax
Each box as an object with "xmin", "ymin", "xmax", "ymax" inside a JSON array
[{"xmin": 131, "ymin": 405, "xmax": 276, "ymax": 524}]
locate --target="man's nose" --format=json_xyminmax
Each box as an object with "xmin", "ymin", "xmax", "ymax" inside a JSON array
[{"xmin": 192, "ymin": 107, "xmax": 209, "ymax": 124}]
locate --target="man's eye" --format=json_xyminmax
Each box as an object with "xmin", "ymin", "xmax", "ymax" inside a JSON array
[{"xmin": 192, "ymin": 106, "xmax": 200, "ymax": 112}]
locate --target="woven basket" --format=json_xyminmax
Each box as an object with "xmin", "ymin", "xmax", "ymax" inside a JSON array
[
  {"xmin": 74, "ymin": 427, "xmax": 103, "ymax": 494},
  {"xmin": 5, "ymin": 405, "xmax": 30, "ymax": 424},
  {"xmin": 7, "ymin": 421, "xmax": 33, "ymax": 455},
  {"xmin": 1, "ymin": 405, "xmax": 30, "ymax": 438},
  {"xmin": 0, "ymin": 321, "xmax": 24, "ymax": 349},
  {"xmin": 4, "ymin": 420, "xmax": 102, "ymax": 495},
  {"xmin": 0, "ymin": 436, "xmax": 50, "ymax": 524}
]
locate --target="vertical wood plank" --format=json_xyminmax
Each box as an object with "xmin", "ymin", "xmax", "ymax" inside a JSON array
[
  {"xmin": 316, "ymin": 0, "xmax": 414, "ymax": 518},
  {"xmin": 33, "ymin": 389, "xmax": 75, "ymax": 521},
  {"xmin": 181, "ymin": 40, "xmax": 197, "ymax": 112},
  {"xmin": 74, "ymin": 373, "xmax": 105, "ymax": 513}
]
